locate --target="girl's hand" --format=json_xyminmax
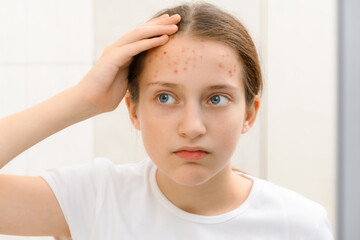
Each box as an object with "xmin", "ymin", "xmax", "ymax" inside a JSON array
[{"xmin": 76, "ymin": 14, "xmax": 181, "ymax": 115}]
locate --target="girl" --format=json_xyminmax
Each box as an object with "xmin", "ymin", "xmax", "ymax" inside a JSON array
[{"xmin": 0, "ymin": 2, "xmax": 333, "ymax": 239}]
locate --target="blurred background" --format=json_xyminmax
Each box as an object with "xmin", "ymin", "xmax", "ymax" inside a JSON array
[{"xmin": 0, "ymin": 0, "xmax": 345, "ymax": 239}]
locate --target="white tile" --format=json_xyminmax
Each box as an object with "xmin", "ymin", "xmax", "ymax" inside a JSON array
[
  {"xmin": 27, "ymin": 0, "xmax": 94, "ymax": 63},
  {"xmin": 0, "ymin": 151, "xmax": 28, "ymax": 175},
  {"xmin": 25, "ymin": 117, "xmax": 94, "ymax": 175},
  {"xmin": 26, "ymin": 64, "xmax": 92, "ymax": 107},
  {"xmin": 0, "ymin": 0, "xmax": 28, "ymax": 63},
  {"xmin": 0, "ymin": 66, "xmax": 28, "ymax": 118}
]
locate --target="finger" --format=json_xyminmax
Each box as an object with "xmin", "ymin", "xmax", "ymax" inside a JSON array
[
  {"xmin": 115, "ymin": 24, "xmax": 178, "ymax": 47},
  {"xmin": 146, "ymin": 14, "xmax": 181, "ymax": 26},
  {"xmin": 107, "ymin": 35, "xmax": 169, "ymax": 68},
  {"xmin": 147, "ymin": 14, "xmax": 169, "ymax": 23}
]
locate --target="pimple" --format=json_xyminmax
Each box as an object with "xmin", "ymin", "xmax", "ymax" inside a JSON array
[
  {"xmin": 218, "ymin": 63, "xmax": 223, "ymax": 68},
  {"xmin": 170, "ymin": 35, "xmax": 176, "ymax": 39},
  {"xmin": 163, "ymin": 51, "xmax": 167, "ymax": 55},
  {"xmin": 183, "ymin": 67, "xmax": 187, "ymax": 71},
  {"xmin": 229, "ymin": 70, "xmax": 233, "ymax": 77},
  {"xmin": 200, "ymin": 56, "xmax": 203, "ymax": 59},
  {"xmin": 200, "ymin": 39, "xmax": 205, "ymax": 42},
  {"xmin": 154, "ymin": 53, "xmax": 158, "ymax": 57},
  {"xmin": 174, "ymin": 69, "xmax": 178, "ymax": 74},
  {"xmin": 147, "ymin": 59, "xmax": 152, "ymax": 63}
]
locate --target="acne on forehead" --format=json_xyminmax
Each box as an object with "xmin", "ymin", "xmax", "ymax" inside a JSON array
[{"xmin": 145, "ymin": 37, "xmax": 241, "ymax": 79}]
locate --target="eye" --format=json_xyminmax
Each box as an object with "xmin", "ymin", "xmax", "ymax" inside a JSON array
[
  {"xmin": 158, "ymin": 93, "xmax": 175, "ymax": 104},
  {"xmin": 209, "ymin": 95, "xmax": 229, "ymax": 106}
]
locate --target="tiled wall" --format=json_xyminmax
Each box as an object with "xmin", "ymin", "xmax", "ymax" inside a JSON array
[
  {"xmin": 0, "ymin": 1, "xmax": 94, "ymax": 238},
  {"xmin": 0, "ymin": 0, "xmax": 337, "ymax": 238}
]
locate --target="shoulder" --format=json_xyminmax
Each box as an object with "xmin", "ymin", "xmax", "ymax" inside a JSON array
[
  {"xmin": 92, "ymin": 157, "xmax": 152, "ymax": 187},
  {"xmin": 249, "ymin": 176, "xmax": 332, "ymax": 238}
]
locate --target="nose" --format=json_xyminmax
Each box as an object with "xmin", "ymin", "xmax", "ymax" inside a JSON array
[{"xmin": 177, "ymin": 103, "xmax": 206, "ymax": 139}]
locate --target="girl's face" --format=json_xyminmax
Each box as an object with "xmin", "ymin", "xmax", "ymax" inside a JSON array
[{"xmin": 126, "ymin": 34, "xmax": 259, "ymax": 186}]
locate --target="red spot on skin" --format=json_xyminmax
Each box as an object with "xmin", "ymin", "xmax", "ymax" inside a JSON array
[
  {"xmin": 201, "ymin": 45, "xmax": 205, "ymax": 48},
  {"xmin": 154, "ymin": 74, "xmax": 158, "ymax": 78},
  {"xmin": 218, "ymin": 63, "xmax": 223, "ymax": 68},
  {"xmin": 174, "ymin": 69, "xmax": 178, "ymax": 74},
  {"xmin": 200, "ymin": 56, "xmax": 203, "ymax": 59},
  {"xmin": 155, "ymin": 53, "xmax": 158, "ymax": 57},
  {"xmin": 148, "ymin": 59, "xmax": 152, "ymax": 63},
  {"xmin": 170, "ymin": 35, "xmax": 176, "ymax": 39},
  {"xmin": 229, "ymin": 70, "xmax": 233, "ymax": 77},
  {"xmin": 163, "ymin": 51, "xmax": 167, "ymax": 55},
  {"xmin": 183, "ymin": 67, "xmax": 187, "ymax": 71},
  {"xmin": 172, "ymin": 61, "xmax": 178, "ymax": 65},
  {"xmin": 185, "ymin": 61, "xmax": 189, "ymax": 65},
  {"xmin": 200, "ymin": 39, "xmax": 205, "ymax": 42}
]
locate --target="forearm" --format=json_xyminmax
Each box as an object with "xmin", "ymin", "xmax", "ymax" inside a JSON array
[{"xmin": 0, "ymin": 86, "xmax": 96, "ymax": 169}]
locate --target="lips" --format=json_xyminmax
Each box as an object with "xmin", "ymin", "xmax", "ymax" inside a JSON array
[{"xmin": 175, "ymin": 150, "xmax": 209, "ymax": 160}]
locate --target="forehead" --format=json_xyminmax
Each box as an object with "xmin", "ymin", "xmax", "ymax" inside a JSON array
[{"xmin": 140, "ymin": 34, "xmax": 243, "ymax": 88}]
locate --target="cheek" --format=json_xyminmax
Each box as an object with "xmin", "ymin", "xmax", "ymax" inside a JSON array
[
  {"xmin": 209, "ymin": 109, "xmax": 244, "ymax": 155},
  {"xmin": 138, "ymin": 104, "xmax": 174, "ymax": 155}
]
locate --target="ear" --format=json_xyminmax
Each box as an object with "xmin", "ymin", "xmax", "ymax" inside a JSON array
[
  {"xmin": 125, "ymin": 91, "xmax": 141, "ymax": 130},
  {"xmin": 241, "ymin": 95, "xmax": 261, "ymax": 134}
]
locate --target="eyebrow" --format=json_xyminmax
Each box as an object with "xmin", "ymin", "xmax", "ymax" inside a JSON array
[{"xmin": 146, "ymin": 81, "xmax": 238, "ymax": 91}]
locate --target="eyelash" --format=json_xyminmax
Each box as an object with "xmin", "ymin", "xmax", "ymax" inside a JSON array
[{"xmin": 155, "ymin": 92, "xmax": 231, "ymax": 106}]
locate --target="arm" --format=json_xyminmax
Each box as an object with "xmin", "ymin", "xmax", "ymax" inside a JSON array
[{"xmin": 0, "ymin": 86, "xmax": 94, "ymax": 169}]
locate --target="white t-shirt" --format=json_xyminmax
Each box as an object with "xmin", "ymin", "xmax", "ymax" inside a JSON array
[{"xmin": 40, "ymin": 157, "xmax": 334, "ymax": 240}]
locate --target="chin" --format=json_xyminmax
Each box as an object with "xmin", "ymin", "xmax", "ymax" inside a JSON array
[{"xmin": 170, "ymin": 165, "xmax": 213, "ymax": 186}]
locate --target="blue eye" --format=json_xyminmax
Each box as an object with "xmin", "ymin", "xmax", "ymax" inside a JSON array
[
  {"xmin": 209, "ymin": 95, "xmax": 229, "ymax": 106},
  {"xmin": 158, "ymin": 94, "xmax": 175, "ymax": 104}
]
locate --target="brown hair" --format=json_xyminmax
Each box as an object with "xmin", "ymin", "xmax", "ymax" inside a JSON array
[{"xmin": 128, "ymin": 2, "xmax": 263, "ymax": 110}]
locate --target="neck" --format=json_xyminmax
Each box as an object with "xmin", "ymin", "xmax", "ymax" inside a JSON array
[{"xmin": 155, "ymin": 164, "xmax": 252, "ymax": 216}]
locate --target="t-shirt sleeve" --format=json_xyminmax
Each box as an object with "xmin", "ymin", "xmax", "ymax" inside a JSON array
[
  {"xmin": 39, "ymin": 157, "xmax": 111, "ymax": 239},
  {"xmin": 309, "ymin": 206, "xmax": 335, "ymax": 240}
]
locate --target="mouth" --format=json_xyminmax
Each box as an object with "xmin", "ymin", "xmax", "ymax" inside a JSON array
[{"xmin": 174, "ymin": 147, "xmax": 209, "ymax": 161}]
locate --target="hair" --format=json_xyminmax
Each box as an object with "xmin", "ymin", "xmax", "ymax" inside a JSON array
[
  {"xmin": 128, "ymin": 2, "xmax": 264, "ymax": 175},
  {"xmin": 128, "ymin": 1, "xmax": 263, "ymax": 110}
]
